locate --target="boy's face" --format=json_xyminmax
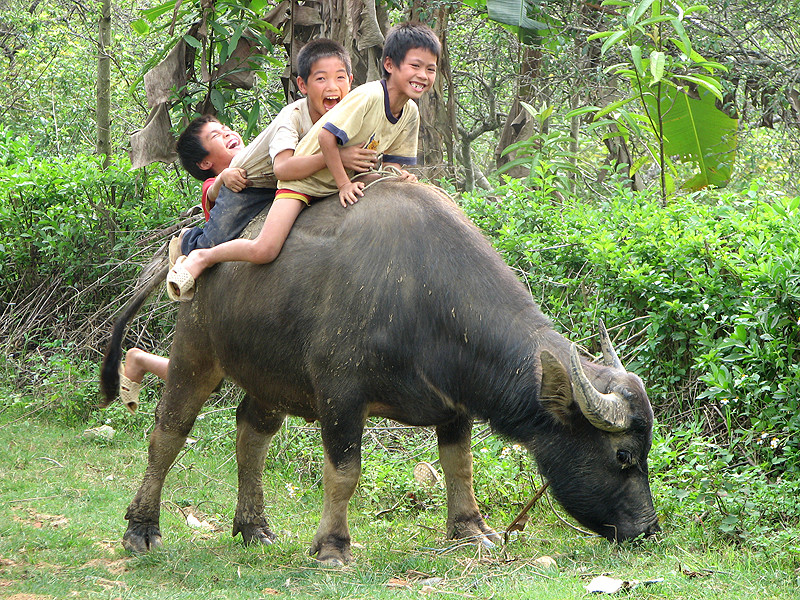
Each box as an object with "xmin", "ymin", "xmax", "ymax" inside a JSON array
[
  {"xmin": 384, "ymin": 48, "xmax": 438, "ymax": 102},
  {"xmin": 197, "ymin": 121, "xmax": 244, "ymax": 175},
  {"xmin": 297, "ymin": 56, "xmax": 353, "ymax": 123}
]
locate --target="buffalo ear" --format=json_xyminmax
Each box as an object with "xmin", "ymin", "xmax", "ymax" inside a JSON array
[{"xmin": 539, "ymin": 350, "xmax": 574, "ymax": 425}]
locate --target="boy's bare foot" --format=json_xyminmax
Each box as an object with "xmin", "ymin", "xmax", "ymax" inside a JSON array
[{"xmin": 124, "ymin": 348, "xmax": 148, "ymax": 384}]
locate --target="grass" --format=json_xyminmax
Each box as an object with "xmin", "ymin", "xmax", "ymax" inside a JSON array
[{"xmin": 1, "ymin": 393, "xmax": 799, "ymax": 599}]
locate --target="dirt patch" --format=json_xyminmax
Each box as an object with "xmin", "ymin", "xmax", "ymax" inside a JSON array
[
  {"xmin": 82, "ymin": 558, "xmax": 132, "ymax": 575},
  {"xmin": 89, "ymin": 576, "xmax": 127, "ymax": 591},
  {"xmin": 11, "ymin": 507, "xmax": 69, "ymax": 529},
  {"xmin": 4, "ymin": 595, "xmax": 53, "ymax": 600}
]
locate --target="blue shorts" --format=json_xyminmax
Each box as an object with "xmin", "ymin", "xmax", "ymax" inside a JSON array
[{"xmin": 182, "ymin": 185, "xmax": 277, "ymax": 255}]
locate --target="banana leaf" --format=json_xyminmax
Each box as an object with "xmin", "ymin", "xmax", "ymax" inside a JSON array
[
  {"xmin": 463, "ymin": 0, "xmax": 548, "ymax": 44},
  {"xmin": 644, "ymin": 87, "xmax": 738, "ymax": 190}
]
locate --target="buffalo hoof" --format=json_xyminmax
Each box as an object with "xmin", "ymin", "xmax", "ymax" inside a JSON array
[
  {"xmin": 449, "ymin": 516, "xmax": 502, "ymax": 548},
  {"xmin": 122, "ymin": 522, "xmax": 163, "ymax": 554},
  {"xmin": 309, "ymin": 534, "xmax": 351, "ymax": 566},
  {"xmin": 234, "ymin": 523, "xmax": 277, "ymax": 546}
]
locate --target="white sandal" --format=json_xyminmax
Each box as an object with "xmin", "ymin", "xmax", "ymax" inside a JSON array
[
  {"xmin": 168, "ymin": 229, "xmax": 189, "ymax": 268},
  {"xmin": 166, "ymin": 256, "xmax": 195, "ymax": 302},
  {"xmin": 118, "ymin": 364, "xmax": 141, "ymax": 414},
  {"xmin": 168, "ymin": 236, "xmax": 182, "ymax": 268}
]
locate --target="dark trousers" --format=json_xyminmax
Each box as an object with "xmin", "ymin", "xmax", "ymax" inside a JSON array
[{"xmin": 181, "ymin": 185, "xmax": 277, "ymax": 255}]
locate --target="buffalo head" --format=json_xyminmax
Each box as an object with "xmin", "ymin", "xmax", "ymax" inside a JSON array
[{"xmin": 531, "ymin": 322, "xmax": 660, "ymax": 541}]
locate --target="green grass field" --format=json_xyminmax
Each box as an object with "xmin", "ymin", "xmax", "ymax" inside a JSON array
[{"xmin": 1, "ymin": 405, "xmax": 797, "ymax": 599}]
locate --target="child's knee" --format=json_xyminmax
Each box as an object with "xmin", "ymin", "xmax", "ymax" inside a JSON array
[{"xmin": 250, "ymin": 242, "xmax": 281, "ymax": 264}]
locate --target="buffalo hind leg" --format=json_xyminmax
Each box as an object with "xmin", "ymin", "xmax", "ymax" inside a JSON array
[
  {"xmin": 232, "ymin": 395, "xmax": 285, "ymax": 545},
  {"xmin": 309, "ymin": 401, "xmax": 365, "ymax": 565},
  {"xmin": 437, "ymin": 416, "xmax": 502, "ymax": 548},
  {"xmin": 122, "ymin": 339, "xmax": 223, "ymax": 554}
]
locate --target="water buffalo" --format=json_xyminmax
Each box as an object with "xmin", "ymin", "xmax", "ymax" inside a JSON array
[{"xmin": 100, "ymin": 180, "xmax": 659, "ymax": 564}]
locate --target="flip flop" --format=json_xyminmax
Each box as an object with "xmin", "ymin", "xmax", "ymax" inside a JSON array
[
  {"xmin": 166, "ymin": 256, "xmax": 195, "ymax": 302},
  {"xmin": 168, "ymin": 235, "xmax": 182, "ymax": 268},
  {"xmin": 118, "ymin": 363, "xmax": 141, "ymax": 414}
]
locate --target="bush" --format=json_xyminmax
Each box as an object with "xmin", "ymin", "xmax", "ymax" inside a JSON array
[
  {"xmin": 0, "ymin": 128, "xmax": 189, "ymax": 294},
  {"xmin": 460, "ymin": 176, "xmax": 800, "ymax": 475},
  {"xmin": 0, "ymin": 126, "xmax": 193, "ymax": 353}
]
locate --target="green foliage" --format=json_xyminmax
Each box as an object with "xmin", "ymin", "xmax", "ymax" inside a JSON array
[
  {"xmin": 460, "ymin": 177, "xmax": 800, "ymax": 476},
  {"xmin": 650, "ymin": 420, "xmax": 800, "ymax": 553},
  {"xmin": 0, "ymin": 128, "xmax": 185, "ymax": 301},
  {"xmin": 0, "ymin": 1, "xmax": 159, "ymax": 156},
  {"xmin": 484, "ymin": 0, "xmax": 546, "ymax": 44},
  {"xmin": 133, "ymin": 0, "xmax": 285, "ymax": 132},
  {"xmin": 496, "ymin": 102, "xmax": 579, "ymax": 197},
  {"xmin": 585, "ymin": 0, "xmax": 732, "ymax": 198},
  {"xmin": 642, "ymin": 87, "xmax": 738, "ymax": 189}
]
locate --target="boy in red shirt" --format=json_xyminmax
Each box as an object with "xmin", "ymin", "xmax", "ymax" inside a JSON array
[{"xmin": 119, "ymin": 40, "xmax": 375, "ymax": 409}]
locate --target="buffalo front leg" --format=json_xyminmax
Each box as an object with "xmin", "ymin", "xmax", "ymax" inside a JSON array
[
  {"xmin": 232, "ymin": 396, "xmax": 285, "ymax": 546},
  {"xmin": 123, "ymin": 413, "xmax": 207, "ymax": 553},
  {"xmin": 437, "ymin": 416, "xmax": 502, "ymax": 548},
  {"xmin": 309, "ymin": 404, "xmax": 366, "ymax": 565},
  {"xmin": 122, "ymin": 339, "xmax": 223, "ymax": 554}
]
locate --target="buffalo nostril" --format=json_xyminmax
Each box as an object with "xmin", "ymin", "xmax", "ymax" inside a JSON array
[{"xmin": 645, "ymin": 521, "xmax": 661, "ymax": 536}]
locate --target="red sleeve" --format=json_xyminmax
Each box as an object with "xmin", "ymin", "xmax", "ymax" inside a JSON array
[{"xmin": 201, "ymin": 177, "xmax": 216, "ymax": 222}]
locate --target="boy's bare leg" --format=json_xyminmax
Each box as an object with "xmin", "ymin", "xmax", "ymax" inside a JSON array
[
  {"xmin": 125, "ymin": 348, "xmax": 169, "ymax": 382},
  {"xmin": 178, "ymin": 197, "xmax": 306, "ymax": 281}
]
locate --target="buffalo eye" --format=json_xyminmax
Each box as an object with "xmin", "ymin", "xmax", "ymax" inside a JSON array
[{"xmin": 616, "ymin": 449, "xmax": 633, "ymax": 467}]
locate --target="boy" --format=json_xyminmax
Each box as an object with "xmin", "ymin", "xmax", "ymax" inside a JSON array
[
  {"xmin": 167, "ymin": 22, "xmax": 440, "ymax": 301},
  {"xmin": 120, "ymin": 39, "xmax": 373, "ymax": 406},
  {"xmin": 117, "ymin": 116, "xmax": 247, "ymax": 411},
  {"xmin": 168, "ymin": 38, "xmax": 376, "ymax": 299},
  {"xmin": 176, "ymin": 116, "xmax": 251, "ymax": 221}
]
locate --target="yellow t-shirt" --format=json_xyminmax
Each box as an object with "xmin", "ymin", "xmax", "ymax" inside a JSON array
[
  {"xmin": 229, "ymin": 98, "xmax": 313, "ymax": 188},
  {"xmin": 277, "ymin": 80, "xmax": 419, "ymax": 197}
]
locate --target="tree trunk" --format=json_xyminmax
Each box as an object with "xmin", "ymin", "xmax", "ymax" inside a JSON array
[
  {"xmin": 96, "ymin": 0, "xmax": 115, "ymax": 249},
  {"xmin": 494, "ymin": 46, "xmax": 543, "ymax": 177},
  {"xmin": 96, "ymin": 0, "xmax": 111, "ymax": 169},
  {"xmin": 409, "ymin": 1, "xmax": 456, "ymax": 180}
]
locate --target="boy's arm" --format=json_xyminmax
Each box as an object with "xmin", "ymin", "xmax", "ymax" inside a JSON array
[
  {"xmin": 272, "ymin": 151, "xmax": 326, "ymax": 181},
  {"xmin": 319, "ymin": 128, "xmax": 365, "ymax": 207},
  {"xmin": 205, "ymin": 177, "xmax": 224, "ymax": 207},
  {"xmin": 273, "ymin": 146, "xmax": 378, "ymax": 181},
  {"xmin": 207, "ymin": 167, "xmax": 249, "ymax": 206}
]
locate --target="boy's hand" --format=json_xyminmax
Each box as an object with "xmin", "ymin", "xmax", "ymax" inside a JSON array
[
  {"xmin": 397, "ymin": 169, "xmax": 418, "ymax": 183},
  {"xmin": 339, "ymin": 146, "xmax": 378, "ymax": 173},
  {"xmin": 219, "ymin": 167, "xmax": 250, "ymax": 192},
  {"xmin": 339, "ymin": 180, "xmax": 365, "ymax": 207},
  {"xmin": 384, "ymin": 163, "xmax": 418, "ymax": 183}
]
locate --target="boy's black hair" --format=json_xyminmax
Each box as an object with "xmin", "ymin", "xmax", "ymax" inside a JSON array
[
  {"xmin": 381, "ymin": 22, "xmax": 441, "ymax": 78},
  {"xmin": 176, "ymin": 114, "xmax": 219, "ymax": 181},
  {"xmin": 297, "ymin": 38, "xmax": 352, "ymax": 82}
]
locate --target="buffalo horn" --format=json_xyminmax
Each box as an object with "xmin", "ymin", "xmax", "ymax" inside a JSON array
[
  {"xmin": 569, "ymin": 344, "xmax": 631, "ymax": 432},
  {"xmin": 598, "ymin": 320, "xmax": 624, "ymax": 370}
]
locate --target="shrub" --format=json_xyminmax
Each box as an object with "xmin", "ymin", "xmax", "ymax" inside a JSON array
[
  {"xmin": 460, "ymin": 176, "xmax": 800, "ymax": 475},
  {"xmin": 0, "ymin": 126, "xmax": 192, "ymax": 353}
]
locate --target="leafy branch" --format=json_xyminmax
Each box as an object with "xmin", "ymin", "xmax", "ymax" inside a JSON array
[{"xmin": 584, "ymin": 0, "xmax": 736, "ymax": 202}]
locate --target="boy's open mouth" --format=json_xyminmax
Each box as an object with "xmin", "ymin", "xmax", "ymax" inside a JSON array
[
  {"xmin": 410, "ymin": 82, "xmax": 426, "ymax": 93},
  {"xmin": 323, "ymin": 96, "xmax": 340, "ymax": 111}
]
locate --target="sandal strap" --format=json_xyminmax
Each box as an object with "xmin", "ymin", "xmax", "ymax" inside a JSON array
[
  {"xmin": 118, "ymin": 364, "xmax": 141, "ymax": 414},
  {"xmin": 166, "ymin": 256, "xmax": 196, "ymax": 302}
]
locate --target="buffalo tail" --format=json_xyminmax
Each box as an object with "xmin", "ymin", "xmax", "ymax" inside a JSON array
[{"xmin": 99, "ymin": 260, "xmax": 169, "ymax": 407}]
